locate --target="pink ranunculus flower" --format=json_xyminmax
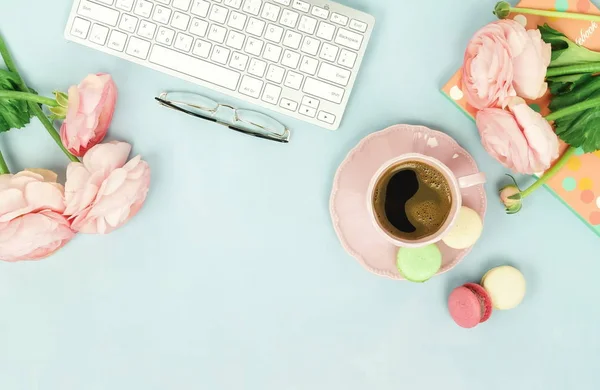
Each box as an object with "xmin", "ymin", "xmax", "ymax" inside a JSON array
[
  {"xmin": 476, "ymin": 98, "xmax": 560, "ymax": 175},
  {"xmin": 463, "ymin": 20, "xmax": 551, "ymax": 109},
  {"xmin": 60, "ymin": 74, "xmax": 118, "ymax": 157},
  {"xmin": 0, "ymin": 169, "xmax": 75, "ymax": 262},
  {"xmin": 64, "ymin": 141, "xmax": 151, "ymax": 234}
]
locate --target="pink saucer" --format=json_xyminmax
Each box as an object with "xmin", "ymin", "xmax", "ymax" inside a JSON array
[{"xmin": 330, "ymin": 124, "xmax": 487, "ymax": 280}]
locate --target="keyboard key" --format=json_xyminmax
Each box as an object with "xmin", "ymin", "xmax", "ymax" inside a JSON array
[
  {"xmin": 224, "ymin": 0, "xmax": 243, "ymax": 8},
  {"xmin": 299, "ymin": 56, "xmax": 318, "ymax": 75},
  {"xmin": 209, "ymin": 5, "xmax": 228, "ymax": 24},
  {"xmin": 338, "ymin": 49, "xmax": 357, "ymax": 68},
  {"xmin": 292, "ymin": 0, "xmax": 309, "ymax": 12},
  {"xmin": 152, "ymin": 5, "xmax": 172, "ymax": 24},
  {"xmin": 70, "ymin": 17, "xmax": 91, "ymax": 39},
  {"xmin": 190, "ymin": 0, "xmax": 210, "ymax": 17},
  {"xmin": 301, "ymin": 96, "xmax": 319, "ymax": 109},
  {"xmin": 211, "ymin": 46, "xmax": 231, "ymax": 64},
  {"xmin": 157, "ymin": 27, "xmax": 175, "ymax": 46},
  {"xmin": 316, "ymin": 22, "xmax": 335, "ymax": 41},
  {"xmin": 89, "ymin": 23, "xmax": 109, "ymax": 44},
  {"xmin": 282, "ymin": 30, "xmax": 301, "ymax": 49},
  {"xmin": 208, "ymin": 25, "xmax": 227, "ymax": 43},
  {"xmin": 173, "ymin": 0, "xmax": 192, "ymax": 10},
  {"xmin": 331, "ymin": 13, "xmax": 348, "ymax": 26},
  {"xmin": 349, "ymin": 19, "xmax": 367, "ymax": 33},
  {"xmin": 242, "ymin": 0, "xmax": 262, "ymax": 16},
  {"xmin": 97, "ymin": 0, "xmax": 115, "ymax": 4},
  {"xmin": 192, "ymin": 39, "xmax": 212, "ymax": 57},
  {"xmin": 78, "ymin": 1, "xmax": 119, "ymax": 26},
  {"xmin": 239, "ymin": 75, "xmax": 263, "ymax": 98},
  {"xmin": 261, "ymin": 3, "xmax": 281, "ymax": 22},
  {"xmin": 266, "ymin": 64, "xmax": 285, "ymax": 83},
  {"xmin": 263, "ymin": 43, "xmax": 282, "ymax": 62},
  {"xmin": 228, "ymin": 11, "xmax": 247, "ymax": 30},
  {"xmin": 262, "ymin": 84, "xmax": 281, "ymax": 105},
  {"xmin": 244, "ymin": 36, "xmax": 263, "ymax": 56},
  {"xmin": 119, "ymin": 14, "xmax": 138, "ymax": 33},
  {"xmin": 265, "ymin": 24, "xmax": 283, "ymax": 43},
  {"xmin": 284, "ymin": 71, "xmax": 303, "ymax": 89},
  {"xmin": 229, "ymin": 52, "xmax": 249, "ymax": 70},
  {"xmin": 334, "ymin": 28, "xmax": 363, "ymax": 50},
  {"xmin": 246, "ymin": 18, "xmax": 265, "ymax": 36},
  {"xmin": 300, "ymin": 36, "xmax": 319, "ymax": 56},
  {"xmin": 319, "ymin": 42, "xmax": 338, "ymax": 62},
  {"xmin": 317, "ymin": 110, "xmax": 335, "ymax": 124},
  {"xmin": 318, "ymin": 62, "xmax": 350, "ymax": 86},
  {"xmin": 175, "ymin": 32, "xmax": 194, "ymax": 52},
  {"xmin": 138, "ymin": 20, "xmax": 157, "ymax": 39},
  {"xmin": 280, "ymin": 98, "xmax": 298, "ymax": 111},
  {"xmin": 303, "ymin": 77, "xmax": 344, "ymax": 103},
  {"xmin": 273, "ymin": 0, "xmax": 291, "ymax": 6},
  {"xmin": 281, "ymin": 50, "xmax": 300, "ymax": 68},
  {"xmin": 155, "ymin": 0, "xmax": 170, "ymax": 4},
  {"xmin": 171, "ymin": 12, "xmax": 191, "ymax": 30},
  {"xmin": 248, "ymin": 58, "xmax": 267, "ymax": 77},
  {"xmin": 311, "ymin": 6, "xmax": 328, "ymax": 19},
  {"xmin": 190, "ymin": 18, "xmax": 209, "ymax": 36},
  {"xmin": 150, "ymin": 45, "xmax": 241, "ymax": 90},
  {"xmin": 226, "ymin": 30, "xmax": 245, "ymax": 50},
  {"xmin": 299, "ymin": 105, "xmax": 316, "ymax": 117},
  {"xmin": 116, "ymin": 0, "xmax": 134, "ymax": 11},
  {"xmin": 108, "ymin": 30, "xmax": 127, "ymax": 51},
  {"xmin": 280, "ymin": 9, "xmax": 299, "ymax": 28},
  {"xmin": 298, "ymin": 15, "xmax": 317, "ymax": 34},
  {"xmin": 133, "ymin": 0, "xmax": 153, "ymax": 18},
  {"xmin": 126, "ymin": 36, "xmax": 151, "ymax": 59}
]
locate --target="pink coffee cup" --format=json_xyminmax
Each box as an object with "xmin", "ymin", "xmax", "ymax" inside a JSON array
[{"xmin": 366, "ymin": 153, "xmax": 486, "ymax": 248}]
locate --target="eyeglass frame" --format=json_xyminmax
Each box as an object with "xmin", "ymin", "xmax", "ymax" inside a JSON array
[{"xmin": 155, "ymin": 92, "xmax": 291, "ymax": 143}]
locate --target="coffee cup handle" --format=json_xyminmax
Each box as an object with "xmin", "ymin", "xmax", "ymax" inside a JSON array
[{"xmin": 457, "ymin": 172, "xmax": 486, "ymax": 189}]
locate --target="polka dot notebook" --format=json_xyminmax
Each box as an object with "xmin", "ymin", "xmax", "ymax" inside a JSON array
[{"xmin": 442, "ymin": 0, "xmax": 600, "ymax": 237}]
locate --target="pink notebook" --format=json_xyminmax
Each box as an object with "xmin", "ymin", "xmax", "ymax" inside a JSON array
[{"xmin": 442, "ymin": 0, "xmax": 600, "ymax": 237}]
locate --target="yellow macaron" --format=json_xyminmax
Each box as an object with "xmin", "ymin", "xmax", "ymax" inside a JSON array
[
  {"xmin": 481, "ymin": 266, "xmax": 526, "ymax": 310},
  {"xmin": 442, "ymin": 206, "xmax": 483, "ymax": 249}
]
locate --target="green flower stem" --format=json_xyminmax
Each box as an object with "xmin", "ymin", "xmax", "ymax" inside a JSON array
[
  {"xmin": 520, "ymin": 146, "xmax": 577, "ymax": 199},
  {"xmin": 0, "ymin": 34, "xmax": 79, "ymax": 162},
  {"xmin": 546, "ymin": 63, "xmax": 600, "ymax": 77},
  {"xmin": 496, "ymin": 2, "xmax": 600, "ymax": 22},
  {"xmin": 0, "ymin": 90, "xmax": 58, "ymax": 107},
  {"xmin": 0, "ymin": 147, "xmax": 9, "ymax": 175},
  {"xmin": 545, "ymin": 96, "xmax": 600, "ymax": 121}
]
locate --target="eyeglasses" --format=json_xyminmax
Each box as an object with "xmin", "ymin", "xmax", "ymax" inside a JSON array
[{"xmin": 155, "ymin": 92, "xmax": 290, "ymax": 143}]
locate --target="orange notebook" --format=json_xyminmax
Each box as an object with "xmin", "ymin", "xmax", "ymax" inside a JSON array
[{"xmin": 442, "ymin": 0, "xmax": 600, "ymax": 237}]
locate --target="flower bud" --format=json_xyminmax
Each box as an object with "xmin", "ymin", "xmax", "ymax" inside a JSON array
[{"xmin": 493, "ymin": 1, "xmax": 511, "ymax": 19}]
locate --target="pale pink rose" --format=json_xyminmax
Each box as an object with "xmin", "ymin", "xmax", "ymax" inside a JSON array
[
  {"xmin": 64, "ymin": 141, "xmax": 151, "ymax": 234},
  {"xmin": 476, "ymin": 98, "xmax": 559, "ymax": 174},
  {"xmin": 60, "ymin": 74, "xmax": 118, "ymax": 157},
  {"xmin": 0, "ymin": 169, "xmax": 75, "ymax": 262},
  {"xmin": 463, "ymin": 20, "xmax": 551, "ymax": 109}
]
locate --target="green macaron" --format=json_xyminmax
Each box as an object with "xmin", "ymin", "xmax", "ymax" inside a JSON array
[{"xmin": 397, "ymin": 244, "xmax": 443, "ymax": 283}]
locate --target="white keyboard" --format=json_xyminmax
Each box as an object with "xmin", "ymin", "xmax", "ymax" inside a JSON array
[{"xmin": 64, "ymin": 0, "xmax": 375, "ymax": 131}]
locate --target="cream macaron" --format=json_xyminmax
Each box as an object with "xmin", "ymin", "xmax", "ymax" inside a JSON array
[
  {"xmin": 481, "ymin": 266, "xmax": 526, "ymax": 310},
  {"xmin": 442, "ymin": 206, "xmax": 483, "ymax": 249}
]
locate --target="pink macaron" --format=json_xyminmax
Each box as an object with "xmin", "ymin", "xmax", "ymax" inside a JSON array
[{"xmin": 448, "ymin": 283, "xmax": 493, "ymax": 328}]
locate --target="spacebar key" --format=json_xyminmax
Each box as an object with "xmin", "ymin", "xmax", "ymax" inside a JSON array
[{"xmin": 149, "ymin": 46, "xmax": 241, "ymax": 91}]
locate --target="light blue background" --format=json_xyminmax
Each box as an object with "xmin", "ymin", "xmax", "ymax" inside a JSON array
[{"xmin": 1, "ymin": 0, "xmax": 599, "ymax": 389}]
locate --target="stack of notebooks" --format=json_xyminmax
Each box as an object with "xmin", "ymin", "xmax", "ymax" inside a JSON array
[{"xmin": 442, "ymin": 0, "xmax": 600, "ymax": 237}]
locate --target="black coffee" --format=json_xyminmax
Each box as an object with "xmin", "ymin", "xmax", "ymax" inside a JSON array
[{"xmin": 372, "ymin": 161, "xmax": 453, "ymax": 240}]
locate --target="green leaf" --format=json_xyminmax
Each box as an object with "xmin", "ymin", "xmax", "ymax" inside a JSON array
[
  {"xmin": 0, "ymin": 68, "xmax": 37, "ymax": 132},
  {"xmin": 539, "ymin": 24, "xmax": 600, "ymax": 68},
  {"xmin": 547, "ymin": 73, "xmax": 594, "ymax": 97},
  {"xmin": 549, "ymin": 74, "xmax": 600, "ymax": 111},
  {"xmin": 553, "ymin": 89, "xmax": 600, "ymax": 153}
]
